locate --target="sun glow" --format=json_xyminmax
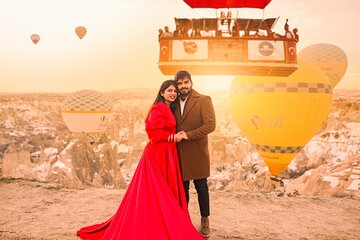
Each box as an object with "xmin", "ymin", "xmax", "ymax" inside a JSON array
[
  {"xmin": 0, "ymin": 0, "xmax": 138, "ymax": 92},
  {"xmin": 0, "ymin": 0, "xmax": 359, "ymax": 92},
  {"xmin": 194, "ymin": 75, "xmax": 233, "ymax": 91}
]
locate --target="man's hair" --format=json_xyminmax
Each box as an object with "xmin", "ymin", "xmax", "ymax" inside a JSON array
[{"xmin": 174, "ymin": 70, "xmax": 192, "ymax": 82}]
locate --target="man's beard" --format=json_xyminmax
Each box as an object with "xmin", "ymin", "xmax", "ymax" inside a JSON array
[{"xmin": 179, "ymin": 88, "xmax": 191, "ymax": 100}]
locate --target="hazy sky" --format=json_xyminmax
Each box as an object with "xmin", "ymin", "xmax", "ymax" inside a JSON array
[{"xmin": 0, "ymin": 0, "xmax": 359, "ymax": 92}]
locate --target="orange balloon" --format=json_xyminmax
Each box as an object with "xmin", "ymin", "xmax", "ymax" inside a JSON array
[
  {"xmin": 75, "ymin": 26, "xmax": 87, "ymax": 39},
  {"xmin": 31, "ymin": 34, "xmax": 40, "ymax": 44}
]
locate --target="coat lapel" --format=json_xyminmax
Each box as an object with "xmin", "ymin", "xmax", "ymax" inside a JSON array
[
  {"xmin": 174, "ymin": 101, "xmax": 181, "ymax": 122},
  {"xmin": 181, "ymin": 90, "xmax": 199, "ymax": 122}
]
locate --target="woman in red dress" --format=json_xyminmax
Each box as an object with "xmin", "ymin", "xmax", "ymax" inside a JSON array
[{"xmin": 77, "ymin": 80, "xmax": 204, "ymax": 240}]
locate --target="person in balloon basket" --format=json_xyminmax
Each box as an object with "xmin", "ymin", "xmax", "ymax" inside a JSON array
[
  {"xmin": 173, "ymin": 70, "xmax": 216, "ymax": 238},
  {"xmin": 77, "ymin": 80, "xmax": 205, "ymax": 240}
]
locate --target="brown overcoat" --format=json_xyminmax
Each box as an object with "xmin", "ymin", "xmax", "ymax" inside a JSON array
[{"xmin": 173, "ymin": 89, "xmax": 216, "ymax": 181}]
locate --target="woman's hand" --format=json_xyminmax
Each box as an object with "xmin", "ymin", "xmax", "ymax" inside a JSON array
[{"xmin": 168, "ymin": 131, "xmax": 189, "ymax": 142}]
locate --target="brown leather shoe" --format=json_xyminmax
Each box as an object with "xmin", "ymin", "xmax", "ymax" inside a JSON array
[{"xmin": 200, "ymin": 217, "xmax": 210, "ymax": 238}]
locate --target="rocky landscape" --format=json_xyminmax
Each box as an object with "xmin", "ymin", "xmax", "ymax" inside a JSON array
[
  {"xmin": 1, "ymin": 89, "xmax": 359, "ymax": 196},
  {"xmin": 1, "ymin": 89, "xmax": 360, "ymax": 239}
]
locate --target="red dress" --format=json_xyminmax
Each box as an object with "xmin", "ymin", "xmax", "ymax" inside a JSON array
[{"xmin": 77, "ymin": 102, "xmax": 204, "ymax": 240}]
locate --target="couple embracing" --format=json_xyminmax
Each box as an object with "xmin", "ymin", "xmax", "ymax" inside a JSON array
[{"xmin": 77, "ymin": 70, "xmax": 216, "ymax": 239}]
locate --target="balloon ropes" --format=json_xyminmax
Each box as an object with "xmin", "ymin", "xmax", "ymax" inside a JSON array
[{"xmin": 158, "ymin": 0, "xmax": 298, "ymax": 77}]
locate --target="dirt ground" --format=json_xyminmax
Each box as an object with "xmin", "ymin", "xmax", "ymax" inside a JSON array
[{"xmin": 0, "ymin": 179, "xmax": 359, "ymax": 240}]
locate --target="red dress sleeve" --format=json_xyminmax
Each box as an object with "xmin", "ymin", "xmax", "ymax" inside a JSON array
[{"xmin": 145, "ymin": 104, "xmax": 172, "ymax": 144}]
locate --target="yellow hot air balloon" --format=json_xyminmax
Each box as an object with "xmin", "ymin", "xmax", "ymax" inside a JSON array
[
  {"xmin": 298, "ymin": 43, "xmax": 347, "ymax": 88},
  {"xmin": 75, "ymin": 26, "xmax": 87, "ymax": 39},
  {"xmin": 31, "ymin": 34, "xmax": 40, "ymax": 44},
  {"xmin": 61, "ymin": 90, "xmax": 113, "ymax": 135},
  {"xmin": 229, "ymin": 60, "xmax": 333, "ymax": 176}
]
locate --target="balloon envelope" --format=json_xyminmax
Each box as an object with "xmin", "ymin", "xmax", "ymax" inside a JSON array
[
  {"xmin": 230, "ymin": 61, "xmax": 333, "ymax": 175},
  {"xmin": 75, "ymin": 26, "xmax": 87, "ymax": 39},
  {"xmin": 31, "ymin": 34, "xmax": 40, "ymax": 44},
  {"xmin": 298, "ymin": 43, "xmax": 347, "ymax": 88},
  {"xmin": 61, "ymin": 90, "xmax": 113, "ymax": 134},
  {"xmin": 183, "ymin": 0, "xmax": 272, "ymax": 9}
]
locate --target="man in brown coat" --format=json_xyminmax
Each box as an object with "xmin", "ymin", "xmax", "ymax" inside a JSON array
[{"xmin": 173, "ymin": 70, "xmax": 216, "ymax": 238}]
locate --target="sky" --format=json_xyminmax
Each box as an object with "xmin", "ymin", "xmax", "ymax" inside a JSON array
[{"xmin": 0, "ymin": 0, "xmax": 359, "ymax": 93}]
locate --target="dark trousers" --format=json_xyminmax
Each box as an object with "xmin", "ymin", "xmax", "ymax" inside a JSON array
[{"xmin": 183, "ymin": 178, "xmax": 210, "ymax": 217}]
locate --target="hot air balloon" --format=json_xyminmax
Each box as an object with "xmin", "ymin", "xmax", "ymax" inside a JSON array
[
  {"xmin": 229, "ymin": 60, "xmax": 333, "ymax": 176},
  {"xmin": 158, "ymin": 0, "xmax": 298, "ymax": 76},
  {"xmin": 75, "ymin": 26, "xmax": 87, "ymax": 39},
  {"xmin": 298, "ymin": 43, "xmax": 348, "ymax": 88},
  {"xmin": 31, "ymin": 34, "xmax": 40, "ymax": 44},
  {"xmin": 61, "ymin": 90, "xmax": 113, "ymax": 138},
  {"xmin": 183, "ymin": 0, "xmax": 272, "ymax": 8}
]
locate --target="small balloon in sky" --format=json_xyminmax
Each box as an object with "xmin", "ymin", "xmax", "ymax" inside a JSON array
[
  {"xmin": 31, "ymin": 34, "xmax": 40, "ymax": 44},
  {"xmin": 75, "ymin": 26, "xmax": 87, "ymax": 39}
]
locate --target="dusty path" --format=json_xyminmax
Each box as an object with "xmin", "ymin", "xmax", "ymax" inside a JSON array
[{"xmin": 1, "ymin": 179, "xmax": 359, "ymax": 240}]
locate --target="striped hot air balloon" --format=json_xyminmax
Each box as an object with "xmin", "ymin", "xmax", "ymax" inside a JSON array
[
  {"xmin": 298, "ymin": 43, "xmax": 348, "ymax": 88},
  {"xmin": 229, "ymin": 60, "xmax": 333, "ymax": 175},
  {"xmin": 61, "ymin": 90, "xmax": 113, "ymax": 136}
]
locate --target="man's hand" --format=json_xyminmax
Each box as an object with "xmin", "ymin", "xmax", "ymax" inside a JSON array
[
  {"xmin": 175, "ymin": 131, "xmax": 188, "ymax": 142},
  {"xmin": 181, "ymin": 131, "xmax": 188, "ymax": 140},
  {"xmin": 174, "ymin": 131, "xmax": 184, "ymax": 142},
  {"xmin": 179, "ymin": 131, "xmax": 188, "ymax": 140}
]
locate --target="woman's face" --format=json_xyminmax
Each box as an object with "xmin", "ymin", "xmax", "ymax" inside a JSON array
[{"xmin": 161, "ymin": 84, "xmax": 178, "ymax": 105}]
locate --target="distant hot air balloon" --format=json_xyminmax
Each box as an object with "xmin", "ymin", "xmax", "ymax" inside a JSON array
[
  {"xmin": 61, "ymin": 90, "xmax": 113, "ymax": 137},
  {"xmin": 229, "ymin": 60, "xmax": 333, "ymax": 176},
  {"xmin": 298, "ymin": 43, "xmax": 348, "ymax": 88},
  {"xmin": 75, "ymin": 26, "xmax": 87, "ymax": 39},
  {"xmin": 31, "ymin": 34, "xmax": 40, "ymax": 44}
]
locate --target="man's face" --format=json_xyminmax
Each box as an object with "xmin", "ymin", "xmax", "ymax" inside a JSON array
[{"xmin": 176, "ymin": 77, "xmax": 192, "ymax": 96}]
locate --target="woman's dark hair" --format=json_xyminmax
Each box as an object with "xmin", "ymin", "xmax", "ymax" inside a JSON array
[
  {"xmin": 152, "ymin": 80, "xmax": 178, "ymax": 105},
  {"xmin": 146, "ymin": 80, "xmax": 179, "ymax": 119}
]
